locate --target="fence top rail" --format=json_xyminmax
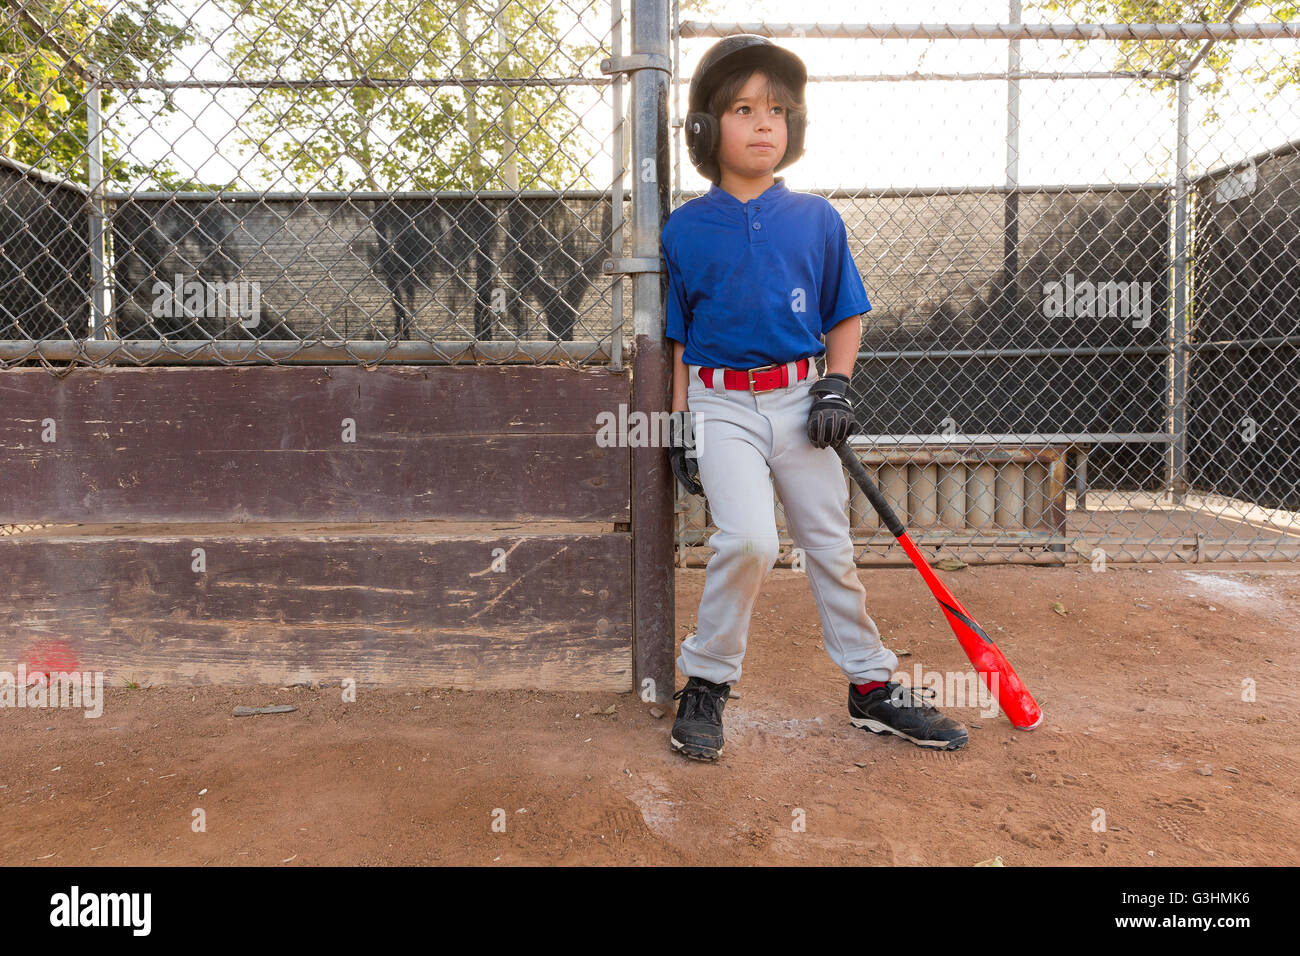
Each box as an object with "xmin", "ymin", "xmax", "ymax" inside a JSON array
[
  {"xmin": 102, "ymin": 184, "xmax": 1170, "ymax": 202},
  {"xmin": 0, "ymin": 340, "xmax": 615, "ymax": 365},
  {"xmin": 849, "ymin": 433, "xmax": 1174, "ymax": 445},
  {"xmin": 105, "ymin": 189, "xmax": 628, "ymax": 201},
  {"xmin": 733, "ymin": 69, "xmax": 1184, "ymax": 81},
  {"xmin": 679, "ymin": 21, "xmax": 1300, "ymax": 42},
  {"xmin": 676, "ymin": 183, "xmax": 1168, "ymax": 198},
  {"xmin": 101, "ymin": 76, "xmax": 611, "ymax": 92}
]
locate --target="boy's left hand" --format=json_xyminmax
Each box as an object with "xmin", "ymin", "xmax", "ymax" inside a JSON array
[
  {"xmin": 807, "ymin": 373, "xmax": 860, "ymax": 448},
  {"xmin": 668, "ymin": 410, "xmax": 707, "ymax": 499}
]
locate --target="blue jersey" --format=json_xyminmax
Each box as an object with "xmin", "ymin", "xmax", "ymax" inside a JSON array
[{"xmin": 661, "ymin": 176, "xmax": 871, "ymax": 369}]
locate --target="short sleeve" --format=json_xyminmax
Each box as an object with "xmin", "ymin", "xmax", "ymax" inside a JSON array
[
  {"xmin": 820, "ymin": 203, "xmax": 871, "ymax": 335},
  {"xmin": 662, "ymin": 229, "xmax": 691, "ymax": 345}
]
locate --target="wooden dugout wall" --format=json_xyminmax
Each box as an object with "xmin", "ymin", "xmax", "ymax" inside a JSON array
[{"xmin": 0, "ymin": 365, "xmax": 636, "ymax": 690}]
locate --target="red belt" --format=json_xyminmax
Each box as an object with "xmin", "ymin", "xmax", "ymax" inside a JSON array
[{"xmin": 698, "ymin": 358, "xmax": 810, "ymax": 392}]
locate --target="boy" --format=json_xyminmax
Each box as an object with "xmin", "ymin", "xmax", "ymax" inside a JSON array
[{"xmin": 662, "ymin": 35, "xmax": 969, "ymax": 761}]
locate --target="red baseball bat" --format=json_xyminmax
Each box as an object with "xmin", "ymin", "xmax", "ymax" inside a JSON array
[{"xmin": 834, "ymin": 440, "xmax": 1043, "ymax": 730}]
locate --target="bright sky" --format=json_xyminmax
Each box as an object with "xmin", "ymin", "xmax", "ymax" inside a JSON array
[{"xmin": 106, "ymin": 0, "xmax": 1300, "ymax": 192}]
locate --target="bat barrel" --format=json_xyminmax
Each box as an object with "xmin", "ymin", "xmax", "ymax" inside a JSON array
[{"xmin": 835, "ymin": 439, "xmax": 1044, "ymax": 731}]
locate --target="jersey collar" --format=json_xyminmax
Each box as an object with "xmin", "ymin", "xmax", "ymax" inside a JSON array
[{"xmin": 706, "ymin": 176, "xmax": 788, "ymax": 207}]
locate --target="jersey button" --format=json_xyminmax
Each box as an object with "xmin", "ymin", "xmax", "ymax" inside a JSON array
[{"xmin": 753, "ymin": 222, "xmax": 761, "ymax": 230}]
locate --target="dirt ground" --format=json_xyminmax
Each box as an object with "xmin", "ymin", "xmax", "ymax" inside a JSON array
[{"xmin": 2, "ymin": 562, "xmax": 1297, "ymax": 866}]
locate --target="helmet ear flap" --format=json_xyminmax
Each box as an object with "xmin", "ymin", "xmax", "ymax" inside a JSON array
[
  {"xmin": 685, "ymin": 110, "xmax": 718, "ymax": 174},
  {"xmin": 777, "ymin": 110, "xmax": 806, "ymax": 170},
  {"xmin": 685, "ymin": 106, "xmax": 805, "ymax": 182}
]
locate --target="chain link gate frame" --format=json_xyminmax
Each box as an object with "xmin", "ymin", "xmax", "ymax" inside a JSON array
[
  {"xmin": 2, "ymin": 0, "xmax": 638, "ymax": 369},
  {"xmin": 667, "ymin": 8, "xmax": 1300, "ymax": 569},
  {"xmin": 1, "ymin": 0, "xmax": 681, "ymax": 696}
]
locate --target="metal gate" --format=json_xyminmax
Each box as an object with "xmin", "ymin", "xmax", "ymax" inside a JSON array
[
  {"xmin": 668, "ymin": 8, "xmax": 1300, "ymax": 567},
  {"xmin": 1, "ymin": 0, "xmax": 677, "ymax": 696}
]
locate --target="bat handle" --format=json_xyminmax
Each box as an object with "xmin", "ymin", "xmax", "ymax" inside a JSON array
[{"xmin": 834, "ymin": 440, "xmax": 905, "ymax": 538}]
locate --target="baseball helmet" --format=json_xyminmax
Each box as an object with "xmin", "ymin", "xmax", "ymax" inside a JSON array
[{"xmin": 684, "ymin": 34, "xmax": 808, "ymax": 184}]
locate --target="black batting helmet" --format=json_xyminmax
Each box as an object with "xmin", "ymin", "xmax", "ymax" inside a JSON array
[{"xmin": 684, "ymin": 34, "xmax": 808, "ymax": 185}]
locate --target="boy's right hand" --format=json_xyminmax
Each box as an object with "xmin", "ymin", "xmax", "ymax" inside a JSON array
[{"xmin": 668, "ymin": 410, "xmax": 706, "ymax": 498}]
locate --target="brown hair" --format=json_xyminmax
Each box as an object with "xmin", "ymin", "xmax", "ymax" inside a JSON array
[{"xmin": 707, "ymin": 66, "xmax": 807, "ymax": 133}]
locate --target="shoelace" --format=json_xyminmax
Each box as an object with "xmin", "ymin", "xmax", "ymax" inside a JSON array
[
  {"xmin": 673, "ymin": 682, "xmax": 727, "ymax": 722},
  {"xmin": 884, "ymin": 682, "xmax": 937, "ymax": 709}
]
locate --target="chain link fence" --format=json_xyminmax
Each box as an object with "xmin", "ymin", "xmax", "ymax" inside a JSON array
[
  {"xmin": 4, "ymin": 1, "xmax": 1300, "ymax": 564},
  {"xmin": 1189, "ymin": 138, "xmax": 1300, "ymax": 520},
  {"xmin": 670, "ymin": 4, "xmax": 1300, "ymax": 565},
  {"xmin": 2, "ymin": 0, "xmax": 631, "ymax": 370}
]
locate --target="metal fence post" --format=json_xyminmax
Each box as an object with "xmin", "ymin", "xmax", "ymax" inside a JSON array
[
  {"xmin": 1170, "ymin": 63, "xmax": 1191, "ymax": 504},
  {"xmin": 86, "ymin": 67, "xmax": 110, "ymax": 340},
  {"xmin": 1002, "ymin": 0, "xmax": 1021, "ymax": 318},
  {"xmin": 1165, "ymin": 6, "xmax": 1243, "ymax": 506},
  {"xmin": 629, "ymin": 0, "xmax": 673, "ymax": 703},
  {"xmin": 610, "ymin": 0, "xmax": 626, "ymax": 372}
]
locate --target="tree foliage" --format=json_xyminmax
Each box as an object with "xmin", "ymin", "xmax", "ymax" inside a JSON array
[
  {"xmin": 1028, "ymin": 1, "xmax": 1300, "ymax": 121},
  {"xmin": 216, "ymin": 0, "xmax": 609, "ymax": 191},
  {"xmin": 1, "ymin": 0, "xmax": 196, "ymax": 185}
]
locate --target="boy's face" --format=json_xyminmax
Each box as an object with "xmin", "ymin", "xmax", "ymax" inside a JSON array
[{"xmin": 716, "ymin": 70, "xmax": 788, "ymax": 182}]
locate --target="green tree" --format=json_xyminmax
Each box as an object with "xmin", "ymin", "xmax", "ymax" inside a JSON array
[
  {"xmin": 1028, "ymin": 1, "xmax": 1300, "ymax": 121},
  {"xmin": 1, "ymin": 0, "xmax": 197, "ymax": 185},
  {"xmin": 215, "ymin": 0, "xmax": 610, "ymax": 191}
]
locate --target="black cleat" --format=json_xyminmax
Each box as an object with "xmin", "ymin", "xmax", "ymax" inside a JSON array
[
  {"xmin": 670, "ymin": 676, "xmax": 731, "ymax": 761},
  {"xmin": 849, "ymin": 681, "xmax": 969, "ymax": 751}
]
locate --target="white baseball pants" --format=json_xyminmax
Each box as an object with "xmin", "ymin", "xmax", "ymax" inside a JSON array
[{"xmin": 678, "ymin": 360, "xmax": 899, "ymax": 687}]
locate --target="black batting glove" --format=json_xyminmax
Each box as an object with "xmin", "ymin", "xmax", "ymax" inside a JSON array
[
  {"xmin": 667, "ymin": 410, "xmax": 706, "ymax": 498},
  {"xmin": 807, "ymin": 373, "xmax": 860, "ymax": 448}
]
